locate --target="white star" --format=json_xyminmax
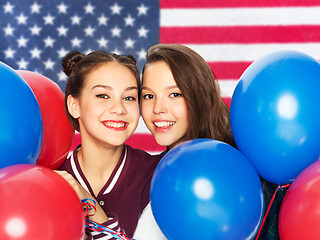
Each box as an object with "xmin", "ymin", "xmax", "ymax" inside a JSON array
[
  {"xmin": 16, "ymin": 13, "xmax": 28, "ymax": 25},
  {"xmin": 57, "ymin": 3, "xmax": 68, "ymax": 14},
  {"xmin": 31, "ymin": 2, "xmax": 41, "ymax": 14},
  {"xmin": 44, "ymin": 59, "xmax": 55, "ymax": 70},
  {"xmin": 43, "ymin": 14, "xmax": 55, "ymax": 25},
  {"xmin": 97, "ymin": 37, "xmax": 108, "ymax": 48},
  {"xmin": 124, "ymin": 38, "xmax": 135, "ymax": 49},
  {"xmin": 17, "ymin": 58, "xmax": 29, "ymax": 69},
  {"xmin": 138, "ymin": 26, "xmax": 148, "ymax": 38},
  {"xmin": 137, "ymin": 4, "xmax": 148, "ymax": 16},
  {"xmin": 85, "ymin": 49, "xmax": 93, "ymax": 55},
  {"xmin": 30, "ymin": 47, "xmax": 42, "ymax": 59},
  {"xmin": 4, "ymin": 24, "xmax": 15, "ymax": 36},
  {"xmin": 110, "ymin": 3, "xmax": 122, "ymax": 15},
  {"xmin": 71, "ymin": 15, "xmax": 81, "ymax": 25},
  {"xmin": 29, "ymin": 24, "xmax": 41, "ymax": 35},
  {"xmin": 84, "ymin": 26, "xmax": 95, "ymax": 37},
  {"xmin": 43, "ymin": 36, "xmax": 55, "ymax": 47},
  {"xmin": 17, "ymin": 36, "xmax": 29, "ymax": 47},
  {"xmin": 137, "ymin": 48, "xmax": 147, "ymax": 60},
  {"xmin": 98, "ymin": 14, "xmax": 108, "ymax": 26},
  {"xmin": 124, "ymin": 14, "xmax": 135, "ymax": 26},
  {"xmin": 57, "ymin": 48, "xmax": 69, "ymax": 58},
  {"xmin": 85, "ymin": 3, "xmax": 94, "ymax": 14},
  {"xmin": 111, "ymin": 26, "xmax": 121, "ymax": 37},
  {"xmin": 58, "ymin": 71, "xmax": 68, "ymax": 81},
  {"xmin": 57, "ymin": 25, "xmax": 68, "ymax": 36},
  {"xmin": 71, "ymin": 37, "xmax": 82, "ymax": 47},
  {"xmin": 112, "ymin": 48, "xmax": 122, "ymax": 55},
  {"xmin": 4, "ymin": 47, "xmax": 16, "ymax": 59},
  {"xmin": 4, "ymin": 2, "xmax": 14, "ymax": 13}
]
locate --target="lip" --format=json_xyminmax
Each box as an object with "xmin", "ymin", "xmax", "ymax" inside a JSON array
[
  {"xmin": 152, "ymin": 120, "xmax": 175, "ymax": 133},
  {"xmin": 102, "ymin": 120, "xmax": 128, "ymax": 131}
]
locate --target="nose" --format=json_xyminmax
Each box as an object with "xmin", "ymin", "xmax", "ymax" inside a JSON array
[
  {"xmin": 153, "ymin": 98, "xmax": 167, "ymax": 114},
  {"xmin": 109, "ymin": 100, "xmax": 127, "ymax": 115}
]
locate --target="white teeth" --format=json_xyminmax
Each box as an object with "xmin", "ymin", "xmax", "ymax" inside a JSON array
[
  {"xmin": 154, "ymin": 121, "xmax": 175, "ymax": 128},
  {"xmin": 105, "ymin": 122, "xmax": 125, "ymax": 128}
]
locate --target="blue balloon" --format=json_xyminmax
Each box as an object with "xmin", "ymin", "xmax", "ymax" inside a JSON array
[
  {"xmin": 230, "ymin": 50, "xmax": 320, "ymax": 184},
  {"xmin": 150, "ymin": 139, "xmax": 264, "ymax": 240},
  {"xmin": 0, "ymin": 62, "xmax": 43, "ymax": 168}
]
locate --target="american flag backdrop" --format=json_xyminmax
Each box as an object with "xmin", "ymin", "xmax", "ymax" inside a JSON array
[{"xmin": 1, "ymin": 0, "xmax": 320, "ymax": 153}]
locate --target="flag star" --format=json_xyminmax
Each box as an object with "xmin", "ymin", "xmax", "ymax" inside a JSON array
[
  {"xmin": 85, "ymin": 49, "xmax": 93, "ymax": 55},
  {"xmin": 4, "ymin": 47, "xmax": 16, "ymax": 59},
  {"xmin": 57, "ymin": 3, "xmax": 68, "ymax": 14},
  {"xmin": 84, "ymin": 26, "xmax": 96, "ymax": 37},
  {"xmin": 43, "ymin": 36, "xmax": 55, "ymax": 47},
  {"xmin": 57, "ymin": 48, "xmax": 69, "ymax": 58},
  {"xmin": 58, "ymin": 71, "xmax": 68, "ymax": 81},
  {"xmin": 44, "ymin": 59, "xmax": 55, "ymax": 70},
  {"xmin": 112, "ymin": 48, "xmax": 122, "ymax": 55},
  {"xmin": 137, "ymin": 26, "xmax": 148, "ymax": 38},
  {"xmin": 17, "ymin": 36, "xmax": 29, "ymax": 47},
  {"xmin": 43, "ymin": 14, "xmax": 55, "ymax": 25},
  {"xmin": 29, "ymin": 24, "xmax": 42, "ymax": 35},
  {"xmin": 4, "ymin": 24, "xmax": 15, "ymax": 36},
  {"xmin": 71, "ymin": 37, "xmax": 82, "ymax": 47},
  {"xmin": 98, "ymin": 14, "xmax": 108, "ymax": 26},
  {"xmin": 30, "ymin": 47, "xmax": 42, "ymax": 59},
  {"xmin": 137, "ymin": 4, "xmax": 148, "ymax": 16},
  {"xmin": 57, "ymin": 25, "xmax": 68, "ymax": 36},
  {"xmin": 110, "ymin": 3, "xmax": 122, "ymax": 15},
  {"xmin": 71, "ymin": 15, "xmax": 81, "ymax": 25},
  {"xmin": 137, "ymin": 48, "xmax": 147, "ymax": 60},
  {"xmin": 16, "ymin": 13, "xmax": 28, "ymax": 24},
  {"xmin": 31, "ymin": 2, "xmax": 41, "ymax": 14},
  {"xmin": 85, "ymin": 3, "xmax": 95, "ymax": 14},
  {"xmin": 17, "ymin": 58, "xmax": 29, "ymax": 69},
  {"xmin": 3, "ymin": 2, "xmax": 14, "ymax": 13},
  {"xmin": 111, "ymin": 26, "xmax": 121, "ymax": 37},
  {"xmin": 124, "ymin": 14, "xmax": 135, "ymax": 26},
  {"xmin": 97, "ymin": 37, "xmax": 108, "ymax": 48},
  {"xmin": 124, "ymin": 38, "xmax": 135, "ymax": 49}
]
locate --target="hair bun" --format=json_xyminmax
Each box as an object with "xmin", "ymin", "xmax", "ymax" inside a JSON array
[{"xmin": 62, "ymin": 51, "xmax": 85, "ymax": 77}]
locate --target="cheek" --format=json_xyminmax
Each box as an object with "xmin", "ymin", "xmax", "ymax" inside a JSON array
[{"xmin": 141, "ymin": 101, "xmax": 152, "ymax": 120}]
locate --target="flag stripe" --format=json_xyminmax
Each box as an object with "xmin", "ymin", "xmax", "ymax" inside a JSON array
[
  {"xmin": 183, "ymin": 43, "xmax": 320, "ymax": 61},
  {"xmin": 160, "ymin": 26, "xmax": 320, "ymax": 44},
  {"xmin": 161, "ymin": 7, "xmax": 320, "ymax": 26},
  {"xmin": 161, "ymin": 0, "xmax": 320, "ymax": 8},
  {"xmin": 126, "ymin": 134, "xmax": 166, "ymax": 152},
  {"xmin": 209, "ymin": 62, "xmax": 252, "ymax": 80}
]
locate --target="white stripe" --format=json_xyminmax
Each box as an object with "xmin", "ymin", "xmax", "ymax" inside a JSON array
[
  {"xmin": 184, "ymin": 43, "xmax": 320, "ymax": 62},
  {"xmin": 135, "ymin": 116, "xmax": 152, "ymax": 134},
  {"xmin": 70, "ymin": 153, "xmax": 90, "ymax": 193},
  {"xmin": 91, "ymin": 231, "xmax": 113, "ymax": 239},
  {"xmin": 103, "ymin": 147, "xmax": 127, "ymax": 194},
  {"xmin": 218, "ymin": 80, "xmax": 239, "ymax": 97},
  {"xmin": 161, "ymin": 7, "xmax": 320, "ymax": 26}
]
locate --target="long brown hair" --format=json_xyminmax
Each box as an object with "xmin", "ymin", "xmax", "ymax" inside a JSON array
[
  {"xmin": 143, "ymin": 44, "xmax": 236, "ymax": 148},
  {"xmin": 62, "ymin": 50, "xmax": 140, "ymax": 131}
]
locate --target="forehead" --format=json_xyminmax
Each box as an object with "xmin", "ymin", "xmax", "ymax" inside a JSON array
[
  {"xmin": 143, "ymin": 61, "xmax": 176, "ymax": 87},
  {"xmin": 85, "ymin": 62, "xmax": 138, "ymax": 88}
]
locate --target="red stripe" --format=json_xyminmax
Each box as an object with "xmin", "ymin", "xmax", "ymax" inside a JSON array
[
  {"xmin": 161, "ymin": 0, "xmax": 320, "ymax": 8},
  {"xmin": 125, "ymin": 133, "xmax": 166, "ymax": 152},
  {"xmin": 209, "ymin": 62, "xmax": 253, "ymax": 80},
  {"xmin": 160, "ymin": 26, "xmax": 320, "ymax": 44},
  {"xmin": 222, "ymin": 97, "xmax": 232, "ymax": 108}
]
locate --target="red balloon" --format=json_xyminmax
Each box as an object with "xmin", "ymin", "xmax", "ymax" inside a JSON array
[
  {"xmin": 279, "ymin": 160, "xmax": 320, "ymax": 240},
  {"xmin": 17, "ymin": 70, "xmax": 74, "ymax": 169},
  {"xmin": 0, "ymin": 164, "xmax": 85, "ymax": 240}
]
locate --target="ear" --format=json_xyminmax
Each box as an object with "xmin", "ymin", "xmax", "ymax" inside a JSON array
[{"xmin": 67, "ymin": 95, "xmax": 80, "ymax": 119}]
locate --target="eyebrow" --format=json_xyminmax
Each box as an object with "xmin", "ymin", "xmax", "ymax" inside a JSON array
[
  {"xmin": 92, "ymin": 85, "xmax": 138, "ymax": 92},
  {"xmin": 142, "ymin": 85, "xmax": 178, "ymax": 91}
]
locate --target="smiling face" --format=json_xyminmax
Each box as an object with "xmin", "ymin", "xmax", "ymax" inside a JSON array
[
  {"xmin": 68, "ymin": 62, "xmax": 139, "ymax": 148},
  {"xmin": 141, "ymin": 61, "xmax": 188, "ymax": 149}
]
